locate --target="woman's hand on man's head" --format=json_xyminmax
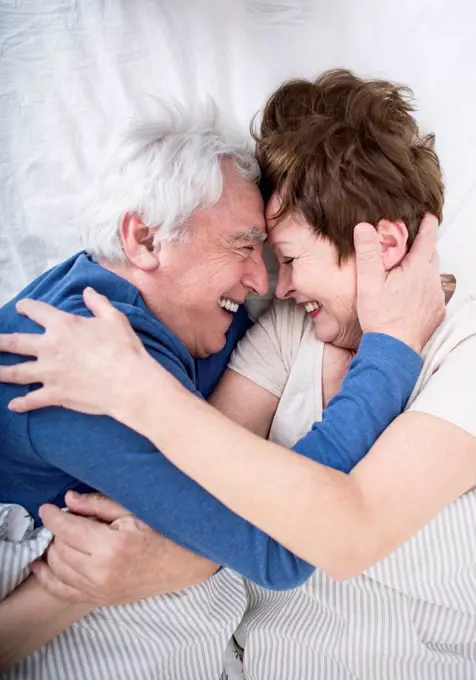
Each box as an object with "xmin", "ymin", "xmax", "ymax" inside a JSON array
[{"xmin": 0, "ymin": 288, "xmax": 161, "ymax": 419}]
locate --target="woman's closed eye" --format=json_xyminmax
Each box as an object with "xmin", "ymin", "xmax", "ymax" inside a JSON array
[{"xmin": 282, "ymin": 257, "xmax": 295, "ymax": 265}]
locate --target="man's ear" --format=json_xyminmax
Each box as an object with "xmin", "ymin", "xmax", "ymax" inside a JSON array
[
  {"xmin": 376, "ymin": 219, "xmax": 408, "ymax": 271},
  {"xmin": 120, "ymin": 213, "xmax": 160, "ymax": 271}
]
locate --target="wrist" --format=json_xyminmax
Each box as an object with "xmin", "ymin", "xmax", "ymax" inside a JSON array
[
  {"xmin": 363, "ymin": 327, "xmax": 422, "ymax": 355},
  {"xmin": 110, "ymin": 354, "xmax": 156, "ymax": 427},
  {"xmin": 359, "ymin": 332, "xmax": 423, "ymax": 371},
  {"xmin": 112, "ymin": 358, "xmax": 183, "ymax": 435}
]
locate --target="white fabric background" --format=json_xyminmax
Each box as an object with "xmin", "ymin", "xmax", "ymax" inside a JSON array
[{"xmin": 1, "ymin": 0, "xmax": 476, "ymax": 305}]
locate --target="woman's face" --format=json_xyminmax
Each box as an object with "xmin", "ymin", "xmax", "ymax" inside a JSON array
[{"xmin": 267, "ymin": 193, "xmax": 362, "ymax": 350}]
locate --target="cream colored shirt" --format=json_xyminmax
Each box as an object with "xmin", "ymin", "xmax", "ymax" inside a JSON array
[
  {"xmin": 229, "ymin": 286, "xmax": 476, "ymax": 679},
  {"xmin": 231, "ymin": 289, "xmax": 476, "ymax": 444}
]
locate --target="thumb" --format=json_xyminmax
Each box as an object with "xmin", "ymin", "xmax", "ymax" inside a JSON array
[
  {"xmin": 65, "ymin": 491, "xmax": 131, "ymax": 523},
  {"xmin": 83, "ymin": 288, "xmax": 119, "ymax": 320},
  {"xmin": 353, "ymin": 222, "xmax": 385, "ymax": 292}
]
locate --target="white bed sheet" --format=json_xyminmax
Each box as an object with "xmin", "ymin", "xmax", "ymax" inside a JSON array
[
  {"xmin": 1, "ymin": 3, "xmax": 475, "ymax": 676},
  {"xmin": 1, "ymin": 0, "xmax": 476, "ymax": 304}
]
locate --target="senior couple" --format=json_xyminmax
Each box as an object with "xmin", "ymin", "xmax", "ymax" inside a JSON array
[{"xmin": 0, "ymin": 70, "xmax": 475, "ymax": 680}]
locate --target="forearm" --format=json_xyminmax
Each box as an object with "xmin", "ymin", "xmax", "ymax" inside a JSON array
[
  {"xmin": 0, "ymin": 575, "xmax": 92, "ymax": 672},
  {"xmin": 145, "ymin": 542, "xmax": 220, "ymax": 594},
  {"xmin": 138, "ymin": 380, "xmax": 365, "ymax": 574},
  {"xmin": 120, "ymin": 334, "xmax": 421, "ymax": 574}
]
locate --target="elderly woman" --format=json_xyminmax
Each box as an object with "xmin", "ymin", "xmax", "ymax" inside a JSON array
[{"xmin": 2, "ymin": 71, "xmax": 475, "ymax": 679}]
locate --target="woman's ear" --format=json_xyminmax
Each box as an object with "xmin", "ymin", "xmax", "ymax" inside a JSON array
[
  {"xmin": 376, "ymin": 219, "xmax": 409, "ymax": 271},
  {"xmin": 119, "ymin": 213, "xmax": 160, "ymax": 271}
]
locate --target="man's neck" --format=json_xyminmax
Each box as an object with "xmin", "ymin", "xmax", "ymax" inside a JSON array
[{"xmin": 99, "ymin": 258, "xmax": 138, "ymax": 289}]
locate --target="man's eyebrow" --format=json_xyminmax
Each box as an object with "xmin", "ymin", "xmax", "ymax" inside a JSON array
[{"xmin": 230, "ymin": 226, "xmax": 267, "ymax": 244}]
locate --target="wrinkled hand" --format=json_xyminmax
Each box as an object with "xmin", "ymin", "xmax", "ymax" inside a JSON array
[
  {"xmin": 0, "ymin": 287, "xmax": 161, "ymax": 419},
  {"xmin": 32, "ymin": 492, "xmax": 217, "ymax": 605},
  {"xmin": 354, "ymin": 214, "xmax": 445, "ymax": 354}
]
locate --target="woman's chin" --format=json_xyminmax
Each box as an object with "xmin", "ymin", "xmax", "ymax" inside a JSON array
[
  {"xmin": 312, "ymin": 318, "xmax": 360, "ymax": 349},
  {"xmin": 312, "ymin": 321, "xmax": 339, "ymax": 345}
]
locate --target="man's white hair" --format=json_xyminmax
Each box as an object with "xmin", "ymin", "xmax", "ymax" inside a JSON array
[{"xmin": 81, "ymin": 100, "xmax": 260, "ymax": 261}]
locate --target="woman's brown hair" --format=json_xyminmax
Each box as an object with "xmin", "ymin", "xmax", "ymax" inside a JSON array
[{"xmin": 254, "ymin": 69, "xmax": 444, "ymax": 260}]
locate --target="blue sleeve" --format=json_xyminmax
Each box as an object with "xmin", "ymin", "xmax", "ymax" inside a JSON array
[
  {"xmin": 291, "ymin": 333, "xmax": 422, "ymax": 470},
  {"xmin": 27, "ymin": 315, "xmax": 314, "ymax": 591},
  {"xmin": 28, "ymin": 331, "xmax": 421, "ymax": 591}
]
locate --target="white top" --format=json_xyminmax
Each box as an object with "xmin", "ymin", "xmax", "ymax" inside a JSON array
[{"xmin": 229, "ymin": 286, "xmax": 476, "ymax": 679}]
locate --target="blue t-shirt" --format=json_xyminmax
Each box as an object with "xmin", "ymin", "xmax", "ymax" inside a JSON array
[{"xmin": 0, "ymin": 253, "xmax": 422, "ymax": 589}]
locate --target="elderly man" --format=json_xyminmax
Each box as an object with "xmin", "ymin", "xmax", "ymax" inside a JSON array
[{"xmin": 0, "ymin": 100, "xmax": 442, "ymax": 679}]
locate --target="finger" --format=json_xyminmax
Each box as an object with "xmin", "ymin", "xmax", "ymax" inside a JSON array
[
  {"xmin": 16, "ymin": 298, "xmax": 73, "ymax": 329},
  {"xmin": 0, "ymin": 332, "xmax": 43, "ymax": 357},
  {"xmin": 83, "ymin": 288, "xmax": 122, "ymax": 321},
  {"xmin": 31, "ymin": 561, "xmax": 91, "ymax": 604},
  {"xmin": 404, "ymin": 213, "xmax": 439, "ymax": 266},
  {"xmin": 353, "ymin": 222, "xmax": 385, "ymax": 289},
  {"xmin": 0, "ymin": 360, "xmax": 41, "ymax": 385},
  {"xmin": 39, "ymin": 504, "xmax": 105, "ymax": 553},
  {"xmin": 46, "ymin": 542, "xmax": 92, "ymax": 590},
  {"xmin": 65, "ymin": 491, "xmax": 131, "ymax": 524},
  {"xmin": 8, "ymin": 387, "xmax": 58, "ymax": 413},
  {"xmin": 52, "ymin": 538, "xmax": 94, "ymax": 579}
]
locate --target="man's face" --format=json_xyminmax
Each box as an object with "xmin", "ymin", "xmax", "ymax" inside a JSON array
[{"xmin": 150, "ymin": 162, "xmax": 269, "ymax": 357}]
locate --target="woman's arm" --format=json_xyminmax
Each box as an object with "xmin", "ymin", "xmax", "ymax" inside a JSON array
[
  {"xmin": 209, "ymin": 369, "xmax": 279, "ymax": 437},
  {"xmin": 136, "ymin": 367, "xmax": 476, "ymax": 577},
  {"xmin": 0, "ymin": 575, "xmax": 92, "ymax": 673},
  {"xmin": 127, "ymin": 356, "xmax": 476, "ymax": 578}
]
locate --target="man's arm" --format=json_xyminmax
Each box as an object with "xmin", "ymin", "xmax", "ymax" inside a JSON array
[
  {"xmin": 32, "ymin": 492, "xmax": 219, "ymax": 604},
  {"xmin": 27, "ymin": 396, "xmax": 315, "ymax": 590}
]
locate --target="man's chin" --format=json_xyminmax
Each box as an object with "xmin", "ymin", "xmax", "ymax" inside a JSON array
[{"xmin": 198, "ymin": 333, "xmax": 227, "ymax": 359}]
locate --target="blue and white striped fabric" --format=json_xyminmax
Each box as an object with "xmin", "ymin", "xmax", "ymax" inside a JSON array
[
  {"xmin": 235, "ymin": 492, "xmax": 476, "ymax": 680},
  {"xmin": 0, "ymin": 509, "xmax": 247, "ymax": 680}
]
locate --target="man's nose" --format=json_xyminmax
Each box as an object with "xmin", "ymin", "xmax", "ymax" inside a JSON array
[{"xmin": 242, "ymin": 251, "xmax": 269, "ymax": 296}]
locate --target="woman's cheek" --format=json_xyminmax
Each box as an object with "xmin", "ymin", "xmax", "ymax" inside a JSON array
[{"xmin": 293, "ymin": 266, "xmax": 316, "ymax": 297}]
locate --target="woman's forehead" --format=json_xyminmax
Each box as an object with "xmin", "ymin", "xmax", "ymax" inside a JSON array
[{"xmin": 267, "ymin": 213, "xmax": 313, "ymax": 243}]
